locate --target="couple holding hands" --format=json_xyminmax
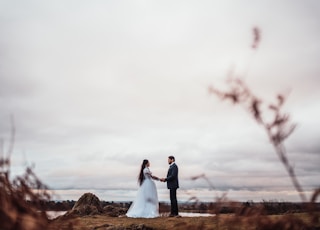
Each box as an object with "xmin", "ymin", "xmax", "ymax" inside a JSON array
[{"xmin": 126, "ymin": 156, "xmax": 179, "ymax": 218}]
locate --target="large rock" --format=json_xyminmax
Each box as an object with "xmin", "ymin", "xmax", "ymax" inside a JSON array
[
  {"xmin": 60, "ymin": 193, "xmax": 129, "ymax": 219},
  {"xmin": 65, "ymin": 193, "xmax": 103, "ymax": 217}
]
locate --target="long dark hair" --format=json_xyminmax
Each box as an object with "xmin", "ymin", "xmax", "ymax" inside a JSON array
[{"xmin": 138, "ymin": 159, "xmax": 149, "ymax": 186}]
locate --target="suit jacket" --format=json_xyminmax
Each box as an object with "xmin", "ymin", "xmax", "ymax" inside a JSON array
[{"xmin": 166, "ymin": 163, "xmax": 179, "ymax": 189}]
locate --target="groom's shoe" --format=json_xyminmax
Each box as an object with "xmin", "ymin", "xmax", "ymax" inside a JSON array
[{"xmin": 168, "ymin": 214, "xmax": 175, "ymax": 217}]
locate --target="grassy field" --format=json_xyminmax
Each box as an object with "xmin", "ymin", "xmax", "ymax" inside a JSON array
[{"xmin": 49, "ymin": 213, "xmax": 319, "ymax": 230}]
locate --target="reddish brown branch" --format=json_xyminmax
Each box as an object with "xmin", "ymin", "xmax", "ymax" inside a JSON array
[{"xmin": 209, "ymin": 78, "xmax": 307, "ymax": 202}]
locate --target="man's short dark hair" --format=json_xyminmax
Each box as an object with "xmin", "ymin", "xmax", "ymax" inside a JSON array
[{"xmin": 168, "ymin": 156, "xmax": 175, "ymax": 161}]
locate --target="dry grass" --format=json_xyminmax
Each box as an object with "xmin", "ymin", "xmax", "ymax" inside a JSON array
[
  {"xmin": 48, "ymin": 213, "xmax": 319, "ymax": 230},
  {"xmin": 49, "ymin": 215, "xmax": 214, "ymax": 230},
  {"xmin": 0, "ymin": 117, "xmax": 51, "ymax": 230}
]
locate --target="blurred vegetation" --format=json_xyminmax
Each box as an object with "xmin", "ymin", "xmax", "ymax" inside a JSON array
[
  {"xmin": 0, "ymin": 117, "xmax": 51, "ymax": 229},
  {"xmin": 205, "ymin": 27, "xmax": 320, "ymax": 229}
]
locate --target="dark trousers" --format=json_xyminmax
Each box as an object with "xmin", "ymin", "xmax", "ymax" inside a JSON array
[{"xmin": 169, "ymin": 188, "xmax": 178, "ymax": 215}]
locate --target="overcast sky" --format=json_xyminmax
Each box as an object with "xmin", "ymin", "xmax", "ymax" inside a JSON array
[{"xmin": 1, "ymin": 0, "xmax": 319, "ymax": 202}]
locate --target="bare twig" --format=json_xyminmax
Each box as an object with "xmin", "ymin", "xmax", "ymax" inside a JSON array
[
  {"xmin": 209, "ymin": 78, "xmax": 307, "ymax": 202},
  {"xmin": 0, "ymin": 117, "xmax": 53, "ymax": 229}
]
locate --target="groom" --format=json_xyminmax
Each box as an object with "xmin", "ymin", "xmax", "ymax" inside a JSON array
[{"xmin": 161, "ymin": 156, "xmax": 179, "ymax": 217}]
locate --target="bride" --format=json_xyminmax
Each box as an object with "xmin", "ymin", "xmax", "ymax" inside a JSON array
[{"xmin": 126, "ymin": 159, "xmax": 160, "ymax": 218}]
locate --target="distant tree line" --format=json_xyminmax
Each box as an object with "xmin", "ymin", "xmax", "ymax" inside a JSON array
[{"xmin": 31, "ymin": 199, "xmax": 319, "ymax": 215}]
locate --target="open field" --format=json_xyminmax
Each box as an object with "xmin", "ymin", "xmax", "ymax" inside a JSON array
[{"xmin": 49, "ymin": 213, "xmax": 320, "ymax": 230}]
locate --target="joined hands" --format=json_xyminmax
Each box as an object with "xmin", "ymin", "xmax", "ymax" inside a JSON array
[{"xmin": 153, "ymin": 176, "xmax": 166, "ymax": 182}]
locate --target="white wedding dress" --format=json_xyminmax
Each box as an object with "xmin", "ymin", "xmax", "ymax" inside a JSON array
[{"xmin": 126, "ymin": 167, "xmax": 159, "ymax": 218}]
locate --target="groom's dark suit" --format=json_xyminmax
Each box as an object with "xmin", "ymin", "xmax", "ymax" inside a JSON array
[{"xmin": 165, "ymin": 162, "xmax": 179, "ymax": 216}]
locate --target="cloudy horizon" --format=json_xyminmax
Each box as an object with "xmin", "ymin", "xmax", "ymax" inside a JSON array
[{"xmin": 1, "ymin": 0, "xmax": 319, "ymax": 203}]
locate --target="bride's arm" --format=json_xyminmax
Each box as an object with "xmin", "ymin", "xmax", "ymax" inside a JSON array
[
  {"xmin": 145, "ymin": 168, "xmax": 159, "ymax": 180},
  {"xmin": 151, "ymin": 175, "xmax": 159, "ymax": 180}
]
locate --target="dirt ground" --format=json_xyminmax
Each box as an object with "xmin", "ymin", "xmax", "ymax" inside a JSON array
[{"xmin": 48, "ymin": 213, "xmax": 318, "ymax": 230}]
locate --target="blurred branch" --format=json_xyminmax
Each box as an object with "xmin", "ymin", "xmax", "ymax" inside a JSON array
[
  {"xmin": 0, "ymin": 116, "xmax": 52, "ymax": 229},
  {"xmin": 7, "ymin": 115, "xmax": 15, "ymax": 159},
  {"xmin": 209, "ymin": 77, "xmax": 306, "ymax": 202},
  {"xmin": 191, "ymin": 173, "xmax": 216, "ymax": 190},
  {"xmin": 207, "ymin": 26, "xmax": 308, "ymax": 202}
]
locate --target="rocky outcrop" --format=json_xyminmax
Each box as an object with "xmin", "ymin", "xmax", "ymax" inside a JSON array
[
  {"xmin": 63, "ymin": 193, "xmax": 103, "ymax": 217},
  {"xmin": 60, "ymin": 193, "xmax": 130, "ymax": 219}
]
